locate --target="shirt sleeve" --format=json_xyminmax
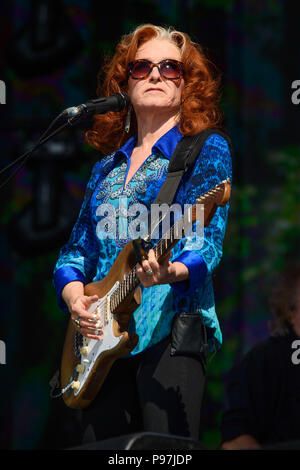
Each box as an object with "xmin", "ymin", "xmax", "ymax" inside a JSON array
[
  {"xmin": 53, "ymin": 161, "xmax": 102, "ymax": 311},
  {"xmin": 170, "ymin": 133, "xmax": 232, "ymax": 296}
]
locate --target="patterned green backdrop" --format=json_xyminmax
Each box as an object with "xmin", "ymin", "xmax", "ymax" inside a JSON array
[{"xmin": 0, "ymin": 0, "xmax": 299, "ymax": 449}]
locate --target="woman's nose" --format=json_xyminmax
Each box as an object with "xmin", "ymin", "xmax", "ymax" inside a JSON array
[{"xmin": 149, "ymin": 65, "xmax": 162, "ymax": 80}]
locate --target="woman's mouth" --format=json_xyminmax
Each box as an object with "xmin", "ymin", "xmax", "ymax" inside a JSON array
[{"xmin": 145, "ymin": 88, "xmax": 164, "ymax": 92}]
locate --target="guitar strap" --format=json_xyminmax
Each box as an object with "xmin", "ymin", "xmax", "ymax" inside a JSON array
[
  {"xmin": 153, "ymin": 127, "xmax": 232, "ymax": 206},
  {"xmin": 133, "ymin": 127, "xmax": 232, "ymax": 260},
  {"xmin": 152, "ymin": 127, "xmax": 232, "ymax": 362}
]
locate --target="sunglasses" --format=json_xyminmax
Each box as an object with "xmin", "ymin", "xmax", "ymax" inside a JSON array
[{"xmin": 128, "ymin": 59, "xmax": 184, "ymax": 80}]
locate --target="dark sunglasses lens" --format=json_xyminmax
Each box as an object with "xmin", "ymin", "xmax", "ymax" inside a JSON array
[
  {"xmin": 161, "ymin": 61, "xmax": 181, "ymax": 78},
  {"xmin": 131, "ymin": 61, "xmax": 151, "ymax": 78}
]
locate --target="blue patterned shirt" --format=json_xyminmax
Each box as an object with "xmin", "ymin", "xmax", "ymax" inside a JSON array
[{"xmin": 53, "ymin": 125, "xmax": 232, "ymax": 355}]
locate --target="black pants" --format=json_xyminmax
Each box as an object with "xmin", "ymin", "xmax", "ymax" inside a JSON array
[{"xmin": 81, "ymin": 335, "xmax": 206, "ymax": 444}]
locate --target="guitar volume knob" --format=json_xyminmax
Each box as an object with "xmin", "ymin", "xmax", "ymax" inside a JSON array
[
  {"xmin": 76, "ymin": 364, "xmax": 85, "ymax": 374},
  {"xmin": 80, "ymin": 346, "xmax": 89, "ymax": 356},
  {"xmin": 71, "ymin": 381, "xmax": 81, "ymax": 391}
]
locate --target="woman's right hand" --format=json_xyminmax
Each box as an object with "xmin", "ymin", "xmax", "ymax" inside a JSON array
[{"xmin": 69, "ymin": 294, "xmax": 103, "ymax": 340}]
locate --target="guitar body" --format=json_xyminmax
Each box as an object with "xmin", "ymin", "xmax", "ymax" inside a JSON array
[
  {"xmin": 60, "ymin": 241, "xmax": 141, "ymax": 409},
  {"xmin": 60, "ymin": 179, "xmax": 231, "ymax": 409}
]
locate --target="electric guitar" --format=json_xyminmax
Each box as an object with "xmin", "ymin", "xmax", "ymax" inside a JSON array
[{"xmin": 60, "ymin": 178, "xmax": 231, "ymax": 409}]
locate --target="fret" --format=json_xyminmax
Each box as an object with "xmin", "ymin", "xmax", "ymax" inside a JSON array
[
  {"xmin": 128, "ymin": 271, "xmax": 132, "ymax": 290},
  {"xmin": 157, "ymin": 242, "xmax": 161, "ymax": 256},
  {"xmin": 111, "ymin": 293, "xmax": 114, "ymax": 311},
  {"xmin": 170, "ymin": 225, "xmax": 174, "ymax": 243},
  {"xmin": 130, "ymin": 271, "xmax": 134, "ymax": 289}
]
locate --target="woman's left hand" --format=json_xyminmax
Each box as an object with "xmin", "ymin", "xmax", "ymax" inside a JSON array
[{"xmin": 136, "ymin": 249, "xmax": 189, "ymax": 287}]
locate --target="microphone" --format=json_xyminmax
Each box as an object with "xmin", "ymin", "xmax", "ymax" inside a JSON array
[
  {"xmin": 0, "ymin": 93, "xmax": 131, "ymax": 191},
  {"xmin": 62, "ymin": 93, "xmax": 130, "ymax": 118}
]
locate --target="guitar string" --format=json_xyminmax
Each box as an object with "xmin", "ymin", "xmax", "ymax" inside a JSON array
[
  {"xmin": 110, "ymin": 179, "xmax": 229, "ymax": 312},
  {"xmin": 86, "ymin": 179, "xmax": 230, "ymax": 319},
  {"xmin": 79, "ymin": 179, "xmax": 230, "ymax": 348}
]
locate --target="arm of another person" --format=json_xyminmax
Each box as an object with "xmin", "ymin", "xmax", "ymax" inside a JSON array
[
  {"xmin": 221, "ymin": 357, "xmax": 261, "ymax": 450},
  {"xmin": 220, "ymin": 340, "xmax": 278, "ymax": 450},
  {"xmin": 221, "ymin": 434, "xmax": 260, "ymax": 450}
]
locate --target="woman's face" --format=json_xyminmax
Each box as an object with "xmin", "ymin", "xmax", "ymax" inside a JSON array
[{"xmin": 128, "ymin": 38, "xmax": 184, "ymax": 118}]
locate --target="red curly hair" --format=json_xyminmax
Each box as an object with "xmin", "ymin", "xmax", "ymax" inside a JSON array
[{"xmin": 85, "ymin": 24, "xmax": 223, "ymax": 154}]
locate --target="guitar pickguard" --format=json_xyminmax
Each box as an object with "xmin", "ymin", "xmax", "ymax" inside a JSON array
[{"xmin": 72, "ymin": 281, "xmax": 121, "ymax": 396}]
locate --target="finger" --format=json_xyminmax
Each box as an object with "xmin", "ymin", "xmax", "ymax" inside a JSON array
[
  {"xmin": 147, "ymin": 250, "xmax": 160, "ymax": 275},
  {"xmin": 147, "ymin": 249, "xmax": 156, "ymax": 262},
  {"xmin": 136, "ymin": 263, "xmax": 144, "ymax": 274},
  {"xmin": 141, "ymin": 259, "xmax": 153, "ymax": 275},
  {"xmin": 73, "ymin": 310, "xmax": 103, "ymax": 330},
  {"xmin": 71, "ymin": 305, "xmax": 100, "ymax": 324},
  {"xmin": 86, "ymin": 294, "xmax": 99, "ymax": 304},
  {"xmin": 83, "ymin": 294, "xmax": 100, "ymax": 313},
  {"xmin": 140, "ymin": 249, "xmax": 158, "ymax": 274},
  {"xmin": 80, "ymin": 327, "xmax": 103, "ymax": 341},
  {"xmin": 77, "ymin": 318, "xmax": 103, "ymax": 331},
  {"xmin": 136, "ymin": 263, "xmax": 154, "ymax": 287},
  {"xmin": 140, "ymin": 254, "xmax": 155, "ymax": 275}
]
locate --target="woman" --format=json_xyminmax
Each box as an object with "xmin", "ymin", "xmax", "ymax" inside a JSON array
[{"xmin": 53, "ymin": 24, "xmax": 232, "ymax": 444}]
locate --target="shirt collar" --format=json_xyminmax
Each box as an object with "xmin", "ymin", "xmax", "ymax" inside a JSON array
[{"xmin": 116, "ymin": 125, "xmax": 183, "ymax": 161}]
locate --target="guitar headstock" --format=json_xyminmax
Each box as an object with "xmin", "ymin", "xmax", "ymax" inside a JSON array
[
  {"xmin": 196, "ymin": 178, "xmax": 231, "ymax": 206},
  {"xmin": 192, "ymin": 178, "xmax": 231, "ymax": 226}
]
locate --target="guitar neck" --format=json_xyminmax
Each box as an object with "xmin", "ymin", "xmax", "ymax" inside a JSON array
[
  {"xmin": 110, "ymin": 178, "xmax": 231, "ymax": 313},
  {"xmin": 109, "ymin": 220, "xmax": 181, "ymax": 314}
]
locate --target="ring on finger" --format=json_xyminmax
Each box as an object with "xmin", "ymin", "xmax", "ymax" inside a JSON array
[
  {"xmin": 88, "ymin": 313, "xmax": 98, "ymax": 323},
  {"xmin": 74, "ymin": 318, "xmax": 81, "ymax": 328},
  {"xmin": 145, "ymin": 269, "xmax": 153, "ymax": 276}
]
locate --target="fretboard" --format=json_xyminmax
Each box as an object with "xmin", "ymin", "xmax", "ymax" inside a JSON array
[
  {"xmin": 109, "ymin": 209, "xmax": 189, "ymax": 313},
  {"xmin": 109, "ymin": 177, "xmax": 230, "ymax": 313}
]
